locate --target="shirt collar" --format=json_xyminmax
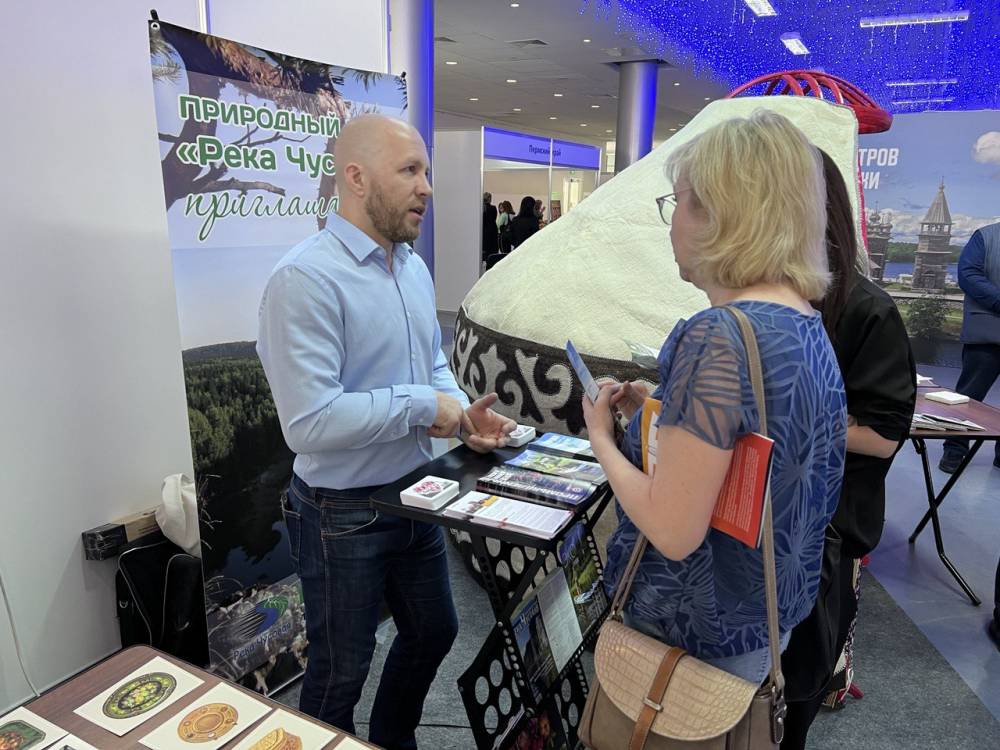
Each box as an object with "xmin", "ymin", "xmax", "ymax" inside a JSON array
[{"xmin": 325, "ymin": 212, "xmax": 413, "ymax": 266}]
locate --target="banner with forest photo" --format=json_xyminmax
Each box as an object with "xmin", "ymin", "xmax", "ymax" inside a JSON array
[
  {"xmin": 148, "ymin": 18, "xmax": 407, "ymax": 693},
  {"xmin": 859, "ymin": 110, "xmax": 1000, "ymax": 366}
]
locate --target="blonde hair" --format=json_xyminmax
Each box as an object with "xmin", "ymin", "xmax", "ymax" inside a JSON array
[{"xmin": 665, "ymin": 109, "xmax": 829, "ymax": 300}]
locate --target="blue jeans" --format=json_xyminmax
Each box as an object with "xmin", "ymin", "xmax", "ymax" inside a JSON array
[
  {"xmin": 943, "ymin": 344, "xmax": 1000, "ymax": 463},
  {"xmin": 283, "ymin": 474, "xmax": 459, "ymax": 749}
]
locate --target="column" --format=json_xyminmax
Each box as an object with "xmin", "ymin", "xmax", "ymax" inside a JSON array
[
  {"xmin": 388, "ymin": 0, "xmax": 435, "ymax": 274},
  {"xmin": 614, "ymin": 60, "xmax": 659, "ymax": 174}
]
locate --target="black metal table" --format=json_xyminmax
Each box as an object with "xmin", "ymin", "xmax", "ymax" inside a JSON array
[
  {"xmin": 907, "ymin": 392, "xmax": 1000, "ymax": 606},
  {"xmin": 371, "ymin": 444, "xmax": 614, "ymax": 750}
]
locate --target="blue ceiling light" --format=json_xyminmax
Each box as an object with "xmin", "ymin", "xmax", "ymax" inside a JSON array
[{"xmin": 583, "ymin": 1, "xmax": 1000, "ymax": 113}]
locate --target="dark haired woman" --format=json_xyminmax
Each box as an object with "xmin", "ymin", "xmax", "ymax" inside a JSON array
[
  {"xmin": 509, "ymin": 195, "xmax": 540, "ymax": 249},
  {"xmin": 780, "ymin": 151, "xmax": 917, "ymax": 749}
]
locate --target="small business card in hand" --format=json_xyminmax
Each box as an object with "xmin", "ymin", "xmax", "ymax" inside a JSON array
[{"xmin": 566, "ymin": 339, "xmax": 600, "ymax": 403}]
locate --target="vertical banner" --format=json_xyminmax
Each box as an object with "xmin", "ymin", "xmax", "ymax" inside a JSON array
[
  {"xmin": 148, "ymin": 19, "xmax": 407, "ymax": 692},
  {"xmin": 859, "ymin": 111, "xmax": 1000, "ymax": 366}
]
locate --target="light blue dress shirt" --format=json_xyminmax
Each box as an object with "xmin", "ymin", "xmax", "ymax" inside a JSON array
[{"xmin": 257, "ymin": 213, "xmax": 470, "ymax": 490}]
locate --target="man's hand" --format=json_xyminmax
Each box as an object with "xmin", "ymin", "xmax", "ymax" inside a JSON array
[
  {"xmin": 461, "ymin": 392, "xmax": 516, "ymax": 453},
  {"xmin": 609, "ymin": 380, "xmax": 651, "ymax": 422},
  {"xmin": 429, "ymin": 392, "xmax": 472, "ymax": 438}
]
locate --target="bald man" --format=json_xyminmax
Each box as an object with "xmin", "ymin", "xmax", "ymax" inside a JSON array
[{"xmin": 257, "ymin": 115, "xmax": 513, "ymax": 747}]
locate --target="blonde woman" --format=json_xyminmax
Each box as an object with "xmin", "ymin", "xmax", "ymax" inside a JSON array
[{"xmin": 583, "ymin": 110, "xmax": 847, "ymax": 684}]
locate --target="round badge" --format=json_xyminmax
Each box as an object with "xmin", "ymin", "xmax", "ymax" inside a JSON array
[
  {"xmin": 102, "ymin": 672, "xmax": 177, "ymax": 719},
  {"xmin": 177, "ymin": 703, "xmax": 239, "ymax": 743}
]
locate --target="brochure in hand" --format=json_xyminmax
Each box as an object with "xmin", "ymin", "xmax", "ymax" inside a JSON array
[
  {"xmin": 530, "ymin": 432, "xmax": 596, "ymax": 460},
  {"xmin": 641, "ymin": 398, "xmax": 774, "ymax": 549},
  {"xmin": 506, "ymin": 450, "xmax": 607, "ymax": 485},
  {"xmin": 443, "ymin": 491, "xmax": 573, "ymax": 540},
  {"xmin": 476, "ymin": 466, "xmax": 596, "ymax": 509}
]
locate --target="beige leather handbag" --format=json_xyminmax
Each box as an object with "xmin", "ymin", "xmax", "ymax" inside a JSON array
[{"xmin": 579, "ymin": 307, "xmax": 787, "ymax": 750}]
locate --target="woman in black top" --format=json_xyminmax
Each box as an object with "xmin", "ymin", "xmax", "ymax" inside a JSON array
[
  {"xmin": 509, "ymin": 195, "xmax": 540, "ymax": 249},
  {"xmin": 780, "ymin": 152, "xmax": 917, "ymax": 749}
]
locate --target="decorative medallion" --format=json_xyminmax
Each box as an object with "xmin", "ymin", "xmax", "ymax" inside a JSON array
[
  {"xmin": 102, "ymin": 672, "xmax": 177, "ymax": 718},
  {"xmin": 249, "ymin": 728, "xmax": 302, "ymax": 750},
  {"xmin": 0, "ymin": 721, "xmax": 46, "ymax": 750},
  {"xmin": 177, "ymin": 703, "xmax": 239, "ymax": 743}
]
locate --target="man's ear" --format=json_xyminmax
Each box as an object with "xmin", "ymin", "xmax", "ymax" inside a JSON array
[{"xmin": 341, "ymin": 162, "xmax": 366, "ymax": 198}]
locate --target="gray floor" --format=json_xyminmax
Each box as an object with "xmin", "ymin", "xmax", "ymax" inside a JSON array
[
  {"xmin": 274, "ymin": 323, "xmax": 1000, "ymax": 747},
  {"xmin": 866, "ymin": 364, "xmax": 1000, "ymax": 722}
]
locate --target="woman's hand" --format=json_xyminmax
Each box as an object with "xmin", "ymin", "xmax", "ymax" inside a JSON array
[
  {"xmin": 582, "ymin": 382, "xmax": 621, "ymax": 448},
  {"xmin": 609, "ymin": 380, "xmax": 651, "ymax": 422}
]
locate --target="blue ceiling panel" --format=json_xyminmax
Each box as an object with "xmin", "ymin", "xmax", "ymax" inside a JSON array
[{"xmin": 585, "ymin": 0, "xmax": 1000, "ymax": 113}]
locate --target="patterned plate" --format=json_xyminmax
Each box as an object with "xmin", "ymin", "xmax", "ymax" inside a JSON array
[
  {"xmin": 103, "ymin": 672, "xmax": 177, "ymax": 718},
  {"xmin": 177, "ymin": 703, "xmax": 239, "ymax": 743},
  {"xmin": 0, "ymin": 720, "xmax": 46, "ymax": 750},
  {"xmin": 249, "ymin": 728, "xmax": 302, "ymax": 750}
]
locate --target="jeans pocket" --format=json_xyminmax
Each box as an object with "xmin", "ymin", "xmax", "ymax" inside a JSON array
[
  {"xmin": 321, "ymin": 503, "xmax": 379, "ymax": 539},
  {"xmin": 280, "ymin": 490, "xmax": 302, "ymax": 566}
]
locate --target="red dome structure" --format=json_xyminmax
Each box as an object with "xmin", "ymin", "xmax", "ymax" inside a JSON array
[{"xmin": 726, "ymin": 71, "xmax": 892, "ymax": 134}]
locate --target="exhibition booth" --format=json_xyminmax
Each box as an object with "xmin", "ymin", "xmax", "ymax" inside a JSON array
[
  {"xmin": 482, "ymin": 127, "xmax": 603, "ymax": 224},
  {"xmin": 4, "ymin": 1, "xmax": 1000, "ymax": 749}
]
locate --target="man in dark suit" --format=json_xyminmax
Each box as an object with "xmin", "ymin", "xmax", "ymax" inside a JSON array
[
  {"xmin": 482, "ymin": 191, "xmax": 498, "ymax": 261},
  {"xmin": 936, "ymin": 222, "xmax": 1000, "ymax": 652},
  {"xmin": 940, "ymin": 221, "xmax": 1000, "ymax": 473}
]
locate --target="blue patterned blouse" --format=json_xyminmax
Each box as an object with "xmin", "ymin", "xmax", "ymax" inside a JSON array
[{"xmin": 605, "ymin": 301, "xmax": 847, "ymax": 659}]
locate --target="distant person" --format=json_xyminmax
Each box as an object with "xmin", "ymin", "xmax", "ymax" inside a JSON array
[
  {"xmin": 534, "ymin": 198, "xmax": 547, "ymax": 226},
  {"xmin": 779, "ymin": 151, "xmax": 916, "ymax": 749},
  {"xmin": 939, "ymin": 220, "xmax": 1000, "ymax": 473},
  {"xmin": 482, "ymin": 191, "xmax": 498, "ymax": 261},
  {"xmin": 257, "ymin": 114, "xmax": 514, "ymax": 748},
  {"xmin": 497, "ymin": 200, "xmax": 515, "ymax": 252},
  {"xmin": 509, "ymin": 195, "xmax": 540, "ymax": 249}
]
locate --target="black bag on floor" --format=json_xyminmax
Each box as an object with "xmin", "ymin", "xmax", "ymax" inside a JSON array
[{"xmin": 116, "ymin": 540, "xmax": 209, "ymax": 666}]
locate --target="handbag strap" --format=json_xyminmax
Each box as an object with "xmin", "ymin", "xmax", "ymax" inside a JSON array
[{"xmin": 607, "ymin": 305, "xmax": 785, "ymax": 695}]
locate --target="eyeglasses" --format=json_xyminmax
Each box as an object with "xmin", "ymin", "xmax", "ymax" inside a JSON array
[{"xmin": 655, "ymin": 188, "xmax": 691, "ymax": 225}]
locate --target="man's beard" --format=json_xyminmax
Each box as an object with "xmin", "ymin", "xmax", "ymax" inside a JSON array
[{"xmin": 365, "ymin": 183, "xmax": 420, "ymax": 245}]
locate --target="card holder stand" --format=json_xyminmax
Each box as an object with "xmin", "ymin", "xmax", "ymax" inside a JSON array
[{"xmin": 455, "ymin": 504, "xmax": 612, "ymax": 750}]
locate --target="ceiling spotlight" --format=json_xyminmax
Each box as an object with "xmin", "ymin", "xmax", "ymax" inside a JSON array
[
  {"xmin": 445, "ymin": 61, "xmax": 458, "ymax": 65},
  {"xmin": 672, "ymin": 82, "xmax": 681, "ymax": 86},
  {"xmin": 580, "ymin": 123, "xmax": 588, "ymax": 127},
  {"xmin": 553, "ymin": 93, "xmax": 564, "ymax": 97},
  {"xmin": 743, "ymin": 0, "xmax": 778, "ymax": 16},
  {"xmin": 780, "ymin": 32, "xmax": 810, "ymax": 55},
  {"xmin": 513, "ymin": 107, "xmax": 522, "ymax": 112},
  {"xmin": 605, "ymin": 129, "xmax": 613, "ymax": 133},
  {"xmin": 893, "ymin": 97, "xmax": 955, "ymax": 106},
  {"xmin": 583, "ymin": 38, "xmax": 592, "ymax": 43},
  {"xmin": 469, "ymin": 97, "xmax": 479, "ymax": 101},
  {"xmin": 510, "ymin": 2, "xmax": 520, "ymax": 6},
  {"xmin": 549, "ymin": 116, "xmax": 558, "ymax": 120},
  {"xmin": 669, "ymin": 127, "xmax": 677, "ymax": 132},
  {"xmin": 506, "ymin": 78, "xmax": 517, "ymax": 83},
  {"xmin": 886, "ymin": 78, "xmax": 959, "ymax": 87},
  {"xmin": 590, "ymin": 104, "xmax": 600, "ymax": 109},
  {"xmin": 860, "ymin": 10, "xmax": 968, "ymax": 28},
  {"xmin": 704, "ymin": 96, "xmax": 712, "ymax": 101}
]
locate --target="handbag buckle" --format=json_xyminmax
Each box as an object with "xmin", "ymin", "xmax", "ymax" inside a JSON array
[
  {"xmin": 642, "ymin": 698, "xmax": 663, "ymax": 713},
  {"xmin": 770, "ymin": 685, "xmax": 787, "ymax": 744}
]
